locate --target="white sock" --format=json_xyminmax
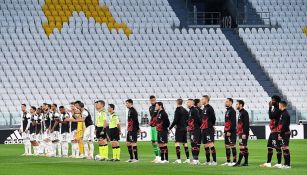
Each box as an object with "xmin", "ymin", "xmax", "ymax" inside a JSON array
[
  {"xmin": 83, "ymin": 142, "xmax": 89, "ymax": 157},
  {"xmin": 26, "ymin": 141, "xmax": 31, "ymax": 155},
  {"xmin": 57, "ymin": 142, "xmax": 62, "ymax": 157},
  {"xmin": 75, "ymin": 143, "xmax": 79, "ymax": 157},
  {"xmin": 62, "ymin": 142, "xmax": 68, "ymax": 157},
  {"xmin": 39, "ymin": 142, "xmax": 44, "ymax": 154},
  {"xmin": 47, "ymin": 141, "xmax": 52, "ymax": 155},
  {"xmin": 89, "ymin": 142, "xmax": 94, "ymax": 158},
  {"xmin": 23, "ymin": 142, "xmax": 27, "ymax": 154},
  {"xmin": 52, "ymin": 143, "xmax": 57, "ymax": 156},
  {"xmin": 71, "ymin": 143, "xmax": 76, "ymax": 157}
]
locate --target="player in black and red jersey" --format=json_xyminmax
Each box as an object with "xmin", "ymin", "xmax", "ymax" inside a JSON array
[
  {"xmin": 148, "ymin": 95, "xmax": 161, "ymax": 163},
  {"xmin": 155, "ymin": 102, "xmax": 170, "ymax": 163},
  {"xmin": 221, "ymin": 98, "xmax": 237, "ymax": 166},
  {"xmin": 125, "ymin": 99, "xmax": 140, "ymax": 163},
  {"xmin": 200, "ymin": 95, "xmax": 217, "ymax": 166},
  {"xmin": 169, "ymin": 98, "xmax": 190, "ymax": 164},
  {"xmin": 260, "ymin": 95, "xmax": 282, "ymax": 168},
  {"xmin": 277, "ymin": 101, "xmax": 291, "ymax": 169},
  {"xmin": 233, "ymin": 100, "xmax": 249, "ymax": 167},
  {"xmin": 187, "ymin": 99, "xmax": 201, "ymax": 165}
]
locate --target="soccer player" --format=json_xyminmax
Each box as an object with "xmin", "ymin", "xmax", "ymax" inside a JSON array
[
  {"xmin": 42, "ymin": 104, "xmax": 52, "ymax": 156},
  {"xmin": 200, "ymin": 95, "xmax": 217, "ymax": 166},
  {"xmin": 20, "ymin": 104, "xmax": 31, "ymax": 156},
  {"xmin": 260, "ymin": 95, "xmax": 282, "ymax": 168},
  {"xmin": 59, "ymin": 106, "xmax": 70, "ymax": 158},
  {"xmin": 187, "ymin": 99, "xmax": 201, "ymax": 165},
  {"xmin": 108, "ymin": 104, "xmax": 121, "ymax": 161},
  {"xmin": 278, "ymin": 101, "xmax": 291, "ymax": 169},
  {"xmin": 94, "ymin": 100, "xmax": 108, "ymax": 161},
  {"xmin": 35, "ymin": 107, "xmax": 44, "ymax": 155},
  {"xmin": 155, "ymin": 102, "xmax": 170, "ymax": 163},
  {"xmin": 148, "ymin": 95, "xmax": 161, "ymax": 163},
  {"xmin": 125, "ymin": 99, "xmax": 140, "ymax": 163},
  {"xmin": 169, "ymin": 98, "xmax": 190, "ymax": 164},
  {"xmin": 75, "ymin": 101, "xmax": 95, "ymax": 160},
  {"xmin": 233, "ymin": 100, "xmax": 249, "ymax": 167},
  {"xmin": 49, "ymin": 104, "xmax": 61, "ymax": 157},
  {"xmin": 194, "ymin": 99, "xmax": 202, "ymax": 116},
  {"xmin": 29, "ymin": 106, "xmax": 39, "ymax": 155},
  {"xmin": 221, "ymin": 98, "xmax": 237, "ymax": 166},
  {"xmin": 69, "ymin": 108, "xmax": 81, "ymax": 158}
]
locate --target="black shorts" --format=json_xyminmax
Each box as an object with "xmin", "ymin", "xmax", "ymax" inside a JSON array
[
  {"xmin": 281, "ymin": 132, "xmax": 290, "ymax": 147},
  {"xmin": 126, "ymin": 131, "xmax": 138, "ymax": 143},
  {"xmin": 189, "ymin": 129, "xmax": 201, "ymax": 144},
  {"xmin": 224, "ymin": 132, "xmax": 236, "ymax": 145},
  {"xmin": 175, "ymin": 129, "xmax": 187, "ymax": 143},
  {"xmin": 238, "ymin": 134, "xmax": 248, "ymax": 146},
  {"xmin": 109, "ymin": 128, "xmax": 120, "ymax": 141},
  {"xmin": 267, "ymin": 132, "xmax": 281, "ymax": 148},
  {"xmin": 201, "ymin": 128, "xmax": 215, "ymax": 144},
  {"xmin": 96, "ymin": 127, "xmax": 107, "ymax": 139},
  {"xmin": 158, "ymin": 131, "xmax": 168, "ymax": 144}
]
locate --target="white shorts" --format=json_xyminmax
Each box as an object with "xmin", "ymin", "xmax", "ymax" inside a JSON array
[
  {"xmin": 29, "ymin": 133, "xmax": 36, "ymax": 141},
  {"xmin": 70, "ymin": 130, "xmax": 77, "ymax": 141},
  {"xmin": 60, "ymin": 133, "xmax": 70, "ymax": 142},
  {"xmin": 50, "ymin": 131, "xmax": 60, "ymax": 141},
  {"xmin": 83, "ymin": 125, "xmax": 95, "ymax": 141},
  {"xmin": 22, "ymin": 132, "xmax": 29, "ymax": 140},
  {"xmin": 36, "ymin": 134, "xmax": 42, "ymax": 142},
  {"xmin": 43, "ymin": 131, "xmax": 50, "ymax": 140}
]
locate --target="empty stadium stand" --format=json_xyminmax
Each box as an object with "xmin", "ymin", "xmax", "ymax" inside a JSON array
[{"xmin": 239, "ymin": 0, "xmax": 307, "ymax": 119}]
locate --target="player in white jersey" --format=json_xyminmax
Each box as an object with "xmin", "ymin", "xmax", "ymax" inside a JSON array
[
  {"xmin": 20, "ymin": 104, "xmax": 31, "ymax": 156},
  {"xmin": 42, "ymin": 104, "xmax": 52, "ymax": 156},
  {"xmin": 29, "ymin": 106, "xmax": 39, "ymax": 156},
  {"xmin": 35, "ymin": 107, "xmax": 44, "ymax": 155},
  {"xmin": 67, "ymin": 101, "xmax": 95, "ymax": 159},
  {"xmin": 59, "ymin": 106, "xmax": 70, "ymax": 157},
  {"xmin": 49, "ymin": 104, "xmax": 61, "ymax": 157},
  {"xmin": 68, "ymin": 102, "xmax": 79, "ymax": 158}
]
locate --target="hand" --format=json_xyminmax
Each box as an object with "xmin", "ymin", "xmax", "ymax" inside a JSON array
[
  {"xmin": 242, "ymin": 134, "xmax": 246, "ymax": 139},
  {"xmin": 278, "ymin": 134, "xmax": 282, "ymax": 140},
  {"xmin": 226, "ymin": 132, "xmax": 231, "ymax": 136}
]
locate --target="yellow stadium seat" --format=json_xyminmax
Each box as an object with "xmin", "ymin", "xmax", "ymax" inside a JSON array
[
  {"xmin": 56, "ymin": 22, "xmax": 63, "ymax": 29},
  {"xmin": 58, "ymin": 11, "xmax": 65, "ymax": 17},
  {"xmin": 44, "ymin": 10, "xmax": 51, "ymax": 16},
  {"xmin": 48, "ymin": 5, "xmax": 55, "ymax": 11},
  {"xmin": 65, "ymin": 10, "xmax": 72, "ymax": 16},
  {"xmin": 68, "ymin": 5, "xmax": 75, "ymax": 11},
  {"xmin": 66, "ymin": 0, "xmax": 72, "ymax": 5},
  {"xmin": 51, "ymin": 10, "xmax": 58, "ymax": 16},
  {"xmin": 75, "ymin": 5, "xmax": 82, "ymax": 11},
  {"xmin": 59, "ymin": 0, "xmax": 66, "ymax": 4}
]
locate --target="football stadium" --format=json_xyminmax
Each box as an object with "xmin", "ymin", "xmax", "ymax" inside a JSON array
[{"xmin": 0, "ymin": 0, "xmax": 307, "ymax": 174}]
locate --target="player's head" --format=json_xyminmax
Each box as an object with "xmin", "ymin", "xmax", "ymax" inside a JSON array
[
  {"xmin": 125, "ymin": 99, "xmax": 133, "ymax": 108},
  {"xmin": 149, "ymin": 95, "xmax": 156, "ymax": 105},
  {"xmin": 30, "ymin": 106, "xmax": 36, "ymax": 114},
  {"xmin": 201, "ymin": 95, "xmax": 210, "ymax": 105},
  {"xmin": 176, "ymin": 98, "xmax": 183, "ymax": 107},
  {"xmin": 51, "ymin": 103, "xmax": 57, "ymax": 111},
  {"xmin": 46, "ymin": 104, "xmax": 51, "ymax": 111},
  {"xmin": 108, "ymin": 104, "xmax": 115, "ymax": 113},
  {"xmin": 279, "ymin": 101, "xmax": 287, "ymax": 111},
  {"xmin": 95, "ymin": 100, "xmax": 105, "ymax": 110},
  {"xmin": 155, "ymin": 102, "xmax": 164, "ymax": 111},
  {"xmin": 236, "ymin": 100, "xmax": 245, "ymax": 110},
  {"xmin": 36, "ymin": 107, "xmax": 42, "ymax": 115},
  {"xmin": 225, "ymin": 98, "xmax": 233, "ymax": 108},
  {"xmin": 187, "ymin": 99, "xmax": 194, "ymax": 108},
  {"xmin": 271, "ymin": 95, "xmax": 281, "ymax": 106},
  {"xmin": 21, "ymin": 104, "xmax": 27, "ymax": 112},
  {"xmin": 74, "ymin": 108, "xmax": 81, "ymax": 118},
  {"xmin": 75, "ymin": 101, "xmax": 84, "ymax": 109},
  {"xmin": 70, "ymin": 101, "xmax": 76, "ymax": 111},
  {"xmin": 194, "ymin": 99, "xmax": 201, "ymax": 107},
  {"xmin": 59, "ymin": 106, "xmax": 65, "ymax": 114}
]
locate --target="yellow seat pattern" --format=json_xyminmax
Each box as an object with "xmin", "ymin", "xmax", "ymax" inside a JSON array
[
  {"xmin": 42, "ymin": 0, "xmax": 132, "ymax": 38},
  {"xmin": 304, "ymin": 27, "xmax": 307, "ymax": 35}
]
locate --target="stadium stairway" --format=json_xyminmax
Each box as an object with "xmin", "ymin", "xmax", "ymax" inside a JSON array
[
  {"xmin": 244, "ymin": 0, "xmax": 266, "ymax": 26},
  {"xmin": 222, "ymin": 28, "xmax": 282, "ymax": 98},
  {"xmin": 167, "ymin": 0, "xmax": 188, "ymax": 28}
]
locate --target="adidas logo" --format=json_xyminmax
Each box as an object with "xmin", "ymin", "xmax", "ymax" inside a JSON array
[{"xmin": 4, "ymin": 130, "xmax": 23, "ymax": 144}]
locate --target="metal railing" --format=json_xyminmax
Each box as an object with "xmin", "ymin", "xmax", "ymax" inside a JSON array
[
  {"xmin": 236, "ymin": 11, "xmax": 271, "ymax": 27},
  {"xmin": 187, "ymin": 12, "xmax": 221, "ymax": 27}
]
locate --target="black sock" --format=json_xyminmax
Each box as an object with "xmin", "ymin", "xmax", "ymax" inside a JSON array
[
  {"xmin": 128, "ymin": 146, "xmax": 133, "ymax": 159},
  {"xmin": 164, "ymin": 146, "xmax": 168, "ymax": 161},
  {"xmin": 160, "ymin": 146, "xmax": 165, "ymax": 161},
  {"xmin": 267, "ymin": 148, "xmax": 273, "ymax": 163},
  {"xmin": 133, "ymin": 146, "xmax": 138, "ymax": 160},
  {"xmin": 226, "ymin": 148, "xmax": 231, "ymax": 162},
  {"xmin": 211, "ymin": 146, "xmax": 216, "ymax": 162},
  {"xmin": 175, "ymin": 146, "xmax": 181, "ymax": 159},
  {"xmin": 196, "ymin": 145, "xmax": 200, "ymax": 158},
  {"xmin": 244, "ymin": 148, "xmax": 249, "ymax": 164},
  {"xmin": 238, "ymin": 148, "xmax": 244, "ymax": 164},
  {"xmin": 205, "ymin": 147, "xmax": 210, "ymax": 162},
  {"xmin": 283, "ymin": 149, "xmax": 291, "ymax": 166},
  {"xmin": 232, "ymin": 147, "xmax": 237, "ymax": 162},
  {"xmin": 276, "ymin": 148, "xmax": 282, "ymax": 164},
  {"xmin": 184, "ymin": 146, "xmax": 189, "ymax": 159}
]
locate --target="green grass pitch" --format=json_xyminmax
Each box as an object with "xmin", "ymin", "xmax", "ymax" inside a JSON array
[{"xmin": 0, "ymin": 140, "xmax": 306, "ymax": 175}]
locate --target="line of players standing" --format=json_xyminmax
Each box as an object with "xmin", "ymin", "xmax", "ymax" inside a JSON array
[{"xmin": 19, "ymin": 95, "xmax": 291, "ymax": 168}]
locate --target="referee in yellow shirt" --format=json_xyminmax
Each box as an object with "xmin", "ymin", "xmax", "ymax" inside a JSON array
[
  {"xmin": 94, "ymin": 100, "xmax": 108, "ymax": 161},
  {"xmin": 108, "ymin": 104, "xmax": 121, "ymax": 161}
]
